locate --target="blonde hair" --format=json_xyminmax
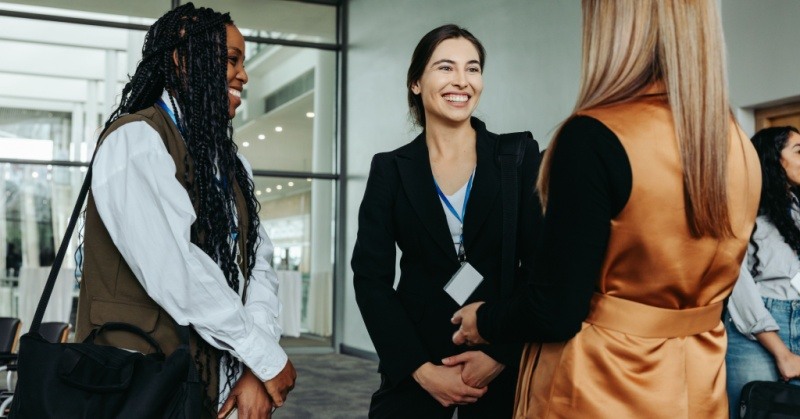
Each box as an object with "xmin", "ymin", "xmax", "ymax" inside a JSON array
[{"xmin": 538, "ymin": 0, "xmax": 733, "ymax": 238}]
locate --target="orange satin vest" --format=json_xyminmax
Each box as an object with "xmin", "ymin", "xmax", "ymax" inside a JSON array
[{"xmin": 515, "ymin": 94, "xmax": 760, "ymax": 418}]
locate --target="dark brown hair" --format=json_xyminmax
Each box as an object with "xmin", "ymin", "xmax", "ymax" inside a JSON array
[
  {"xmin": 406, "ymin": 24, "xmax": 486, "ymax": 127},
  {"xmin": 749, "ymin": 125, "xmax": 800, "ymax": 276}
]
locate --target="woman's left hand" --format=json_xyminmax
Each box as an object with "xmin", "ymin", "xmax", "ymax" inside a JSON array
[
  {"xmin": 218, "ymin": 368, "xmax": 274, "ymax": 419},
  {"xmin": 451, "ymin": 302, "xmax": 488, "ymax": 346},
  {"xmin": 441, "ymin": 350, "xmax": 505, "ymax": 388}
]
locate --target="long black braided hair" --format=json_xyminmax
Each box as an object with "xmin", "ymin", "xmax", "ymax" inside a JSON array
[
  {"xmin": 101, "ymin": 2, "xmax": 261, "ymax": 407},
  {"xmin": 749, "ymin": 125, "xmax": 800, "ymax": 276}
]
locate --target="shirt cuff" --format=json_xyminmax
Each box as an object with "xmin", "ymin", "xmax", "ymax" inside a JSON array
[
  {"xmin": 236, "ymin": 327, "xmax": 288, "ymax": 381},
  {"xmin": 744, "ymin": 315, "xmax": 780, "ymax": 341}
]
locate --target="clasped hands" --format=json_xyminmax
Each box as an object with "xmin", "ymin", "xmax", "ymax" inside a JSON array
[
  {"xmin": 217, "ymin": 359, "xmax": 297, "ymax": 419},
  {"xmin": 413, "ymin": 301, "xmax": 501, "ymax": 408}
]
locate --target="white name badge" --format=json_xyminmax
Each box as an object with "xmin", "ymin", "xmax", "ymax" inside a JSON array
[
  {"xmin": 790, "ymin": 272, "xmax": 800, "ymax": 295},
  {"xmin": 443, "ymin": 262, "xmax": 484, "ymax": 306}
]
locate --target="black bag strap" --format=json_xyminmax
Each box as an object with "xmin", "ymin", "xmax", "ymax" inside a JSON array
[
  {"xmin": 496, "ymin": 131, "xmax": 532, "ymax": 299},
  {"xmin": 29, "ymin": 119, "xmax": 191, "ymax": 348},
  {"xmin": 29, "ymin": 159, "xmax": 94, "ymax": 333},
  {"xmin": 83, "ymin": 322, "xmax": 164, "ymax": 354}
]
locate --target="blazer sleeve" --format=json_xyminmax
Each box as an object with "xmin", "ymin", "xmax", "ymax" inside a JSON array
[
  {"xmin": 479, "ymin": 135, "xmax": 542, "ymax": 367},
  {"xmin": 477, "ymin": 116, "xmax": 628, "ymax": 344},
  {"xmin": 351, "ymin": 154, "xmax": 430, "ymax": 387}
]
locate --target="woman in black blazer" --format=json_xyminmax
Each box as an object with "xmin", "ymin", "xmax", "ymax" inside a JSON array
[{"xmin": 351, "ymin": 24, "xmax": 541, "ymax": 418}]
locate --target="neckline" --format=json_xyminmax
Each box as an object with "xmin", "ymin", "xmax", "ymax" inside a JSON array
[{"xmin": 442, "ymin": 167, "xmax": 477, "ymax": 198}]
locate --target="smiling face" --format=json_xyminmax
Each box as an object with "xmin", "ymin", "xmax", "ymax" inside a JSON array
[
  {"xmin": 780, "ymin": 132, "xmax": 800, "ymax": 186},
  {"xmin": 225, "ymin": 24, "xmax": 248, "ymax": 119},
  {"xmin": 411, "ymin": 37, "xmax": 483, "ymax": 128}
]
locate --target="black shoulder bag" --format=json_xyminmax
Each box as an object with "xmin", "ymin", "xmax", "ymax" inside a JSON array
[
  {"xmin": 10, "ymin": 150, "xmax": 202, "ymax": 418},
  {"xmin": 739, "ymin": 380, "xmax": 800, "ymax": 418},
  {"xmin": 496, "ymin": 131, "xmax": 539, "ymax": 299}
]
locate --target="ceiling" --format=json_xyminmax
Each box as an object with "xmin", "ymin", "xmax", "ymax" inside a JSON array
[
  {"xmin": 235, "ymin": 92, "xmax": 330, "ymax": 201},
  {"xmin": 1, "ymin": 0, "xmax": 337, "ymax": 42}
]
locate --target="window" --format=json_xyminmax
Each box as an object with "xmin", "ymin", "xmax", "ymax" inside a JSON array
[{"xmin": 0, "ymin": 0, "xmax": 341, "ymax": 348}]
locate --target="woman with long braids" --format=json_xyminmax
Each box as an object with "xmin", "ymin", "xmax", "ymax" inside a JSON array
[
  {"xmin": 726, "ymin": 126, "xmax": 800, "ymax": 417},
  {"xmin": 75, "ymin": 3, "xmax": 296, "ymax": 418}
]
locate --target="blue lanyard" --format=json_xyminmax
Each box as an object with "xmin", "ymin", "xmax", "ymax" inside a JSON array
[
  {"xmin": 156, "ymin": 98, "xmax": 185, "ymax": 136},
  {"xmin": 434, "ymin": 171, "xmax": 474, "ymax": 261},
  {"xmin": 434, "ymin": 174, "xmax": 474, "ymax": 224},
  {"xmin": 156, "ymin": 98, "xmax": 177, "ymax": 126}
]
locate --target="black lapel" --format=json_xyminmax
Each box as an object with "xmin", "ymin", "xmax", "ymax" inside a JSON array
[
  {"xmin": 463, "ymin": 124, "xmax": 500, "ymax": 254},
  {"xmin": 395, "ymin": 133, "xmax": 459, "ymax": 262}
]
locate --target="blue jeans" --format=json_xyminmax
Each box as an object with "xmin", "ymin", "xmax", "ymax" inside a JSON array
[{"xmin": 725, "ymin": 297, "xmax": 800, "ymax": 419}]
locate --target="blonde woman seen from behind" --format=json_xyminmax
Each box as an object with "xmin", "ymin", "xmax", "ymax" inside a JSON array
[{"xmin": 450, "ymin": 0, "xmax": 760, "ymax": 417}]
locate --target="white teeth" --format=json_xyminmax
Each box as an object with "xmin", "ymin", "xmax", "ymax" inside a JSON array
[
  {"xmin": 228, "ymin": 88, "xmax": 241, "ymax": 98},
  {"xmin": 443, "ymin": 94, "xmax": 468, "ymax": 103}
]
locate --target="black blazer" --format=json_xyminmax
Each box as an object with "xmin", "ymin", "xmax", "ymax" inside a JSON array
[{"xmin": 352, "ymin": 118, "xmax": 542, "ymax": 388}]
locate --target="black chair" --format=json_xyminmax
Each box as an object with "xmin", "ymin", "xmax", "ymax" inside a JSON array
[
  {"xmin": 0, "ymin": 318, "xmax": 21, "ymax": 376},
  {"xmin": 0, "ymin": 318, "xmax": 20, "ymax": 355},
  {"xmin": 0, "ymin": 318, "xmax": 20, "ymax": 417}
]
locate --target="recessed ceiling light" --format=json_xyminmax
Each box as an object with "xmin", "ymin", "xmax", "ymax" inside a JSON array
[
  {"xmin": 287, "ymin": 181, "xmax": 294, "ymax": 187},
  {"xmin": 276, "ymin": 185, "xmax": 283, "ymax": 190},
  {"xmin": 32, "ymin": 172, "xmax": 39, "ymax": 178},
  {"xmin": 266, "ymin": 188, "xmax": 272, "ymax": 193},
  {"xmin": 306, "ymin": 112, "xmax": 315, "ymax": 118},
  {"xmin": 258, "ymin": 134, "xmax": 266, "ymax": 140},
  {"xmin": 256, "ymin": 190, "xmax": 262, "ymax": 196},
  {"xmin": 242, "ymin": 141, "xmax": 250, "ymax": 147},
  {"xmin": 306, "ymin": 178, "xmax": 312, "ymax": 182},
  {"xmin": 275, "ymin": 126, "xmax": 283, "ymax": 132}
]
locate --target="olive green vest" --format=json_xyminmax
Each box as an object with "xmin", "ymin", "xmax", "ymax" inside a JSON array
[{"xmin": 75, "ymin": 105, "xmax": 251, "ymax": 412}]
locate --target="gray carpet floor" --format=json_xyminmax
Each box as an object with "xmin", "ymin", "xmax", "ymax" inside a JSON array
[{"xmin": 274, "ymin": 353, "xmax": 379, "ymax": 419}]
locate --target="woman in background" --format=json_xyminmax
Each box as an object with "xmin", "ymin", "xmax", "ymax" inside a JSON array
[
  {"xmin": 76, "ymin": 4, "xmax": 295, "ymax": 418},
  {"xmin": 352, "ymin": 24, "xmax": 540, "ymax": 418},
  {"xmin": 451, "ymin": 0, "xmax": 760, "ymax": 417},
  {"xmin": 726, "ymin": 126, "xmax": 800, "ymax": 417}
]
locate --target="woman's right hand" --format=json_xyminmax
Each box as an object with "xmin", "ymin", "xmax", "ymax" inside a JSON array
[
  {"xmin": 775, "ymin": 351, "xmax": 800, "ymax": 381},
  {"xmin": 411, "ymin": 362, "xmax": 487, "ymax": 407}
]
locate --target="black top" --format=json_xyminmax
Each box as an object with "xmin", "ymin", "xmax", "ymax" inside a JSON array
[
  {"xmin": 477, "ymin": 115, "xmax": 633, "ymax": 343},
  {"xmin": 351, "ymin": 118, "xmax": 541, "ymax": 387}
]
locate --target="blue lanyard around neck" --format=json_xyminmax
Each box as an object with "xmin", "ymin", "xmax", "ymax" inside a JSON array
[
  {"xmin": 434, "ymin": 173, "xmax": 474, "ymax": 225},
  {"xmin": 434, "ymin": 171, "xmax": 475, "ymax": 262},
  {"xmin": 156, "ymin": 98, "xmax": 184, "ymax": 136}
]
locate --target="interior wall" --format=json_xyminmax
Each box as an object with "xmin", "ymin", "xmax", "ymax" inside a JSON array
[
  {"xmin": 722, "ymin": 0, "xmax": 800, "ymax": 135},
  {"xmin": 342, "ymin": 0, "xmax": 582, "ymax": 354}
]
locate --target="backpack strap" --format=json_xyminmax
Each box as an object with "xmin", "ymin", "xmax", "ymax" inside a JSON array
[{"xmin": 496, "ymin": 131, "xmax": 534, "ymax": 299}]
